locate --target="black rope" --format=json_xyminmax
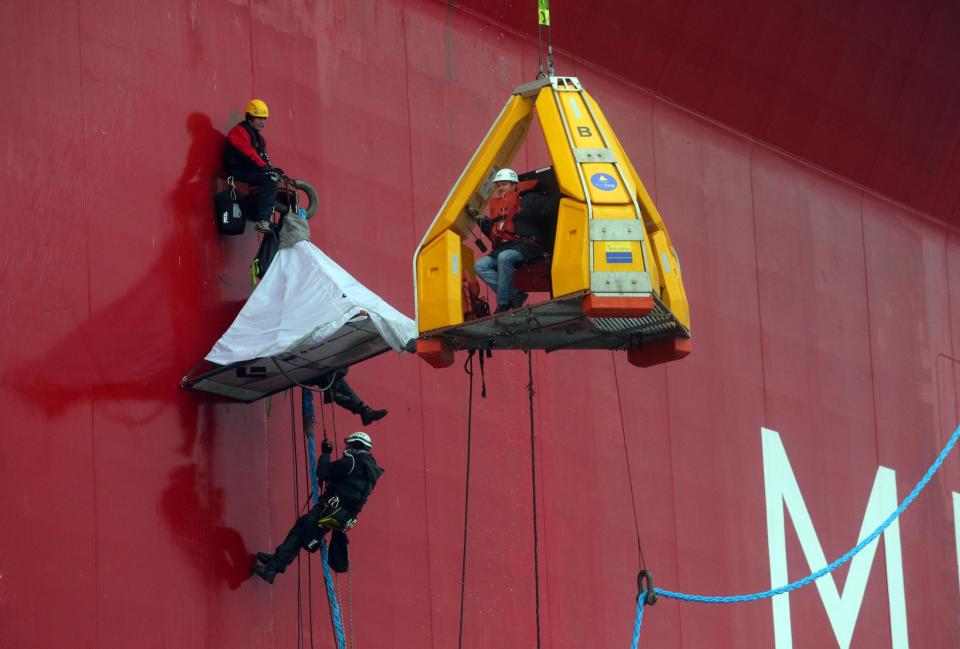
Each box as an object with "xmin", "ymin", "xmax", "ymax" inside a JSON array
[
  {"xmin": 527, "ymin": 352, "xmax": 542, "ymax": 649},
  {"xmin": 290, "ymin": 392, "xmax": 305, "ymax": 649},
  {"xmin": 457, "ymin": 352, "xmax": 477, "ymax": 649},
  {"xmin": 299, "ymin": 389, "xmax": 317, "ymax": 649},
  {"xmin": 319, "ymin": 395, "xmax": 329, "ymax": 442},
  {"xmin": 478, "ymin": 350, "xmax": 488, "ymax": 399},
  {"xmin": 611, "ymin": 353, "xmax": 648, "ymax": 570}
]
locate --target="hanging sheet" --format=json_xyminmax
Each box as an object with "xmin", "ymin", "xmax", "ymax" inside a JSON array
[{"xmin": 205, "ymin": 240, "xmax": 416, "ymax": 365}]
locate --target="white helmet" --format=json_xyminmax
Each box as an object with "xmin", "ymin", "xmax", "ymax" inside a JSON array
[
  {"xmin": 345, "ymin": 431, "xmax": 372, "ymax": 450},
  {"xmin": 492, "ymin": 168, "xmax": 519, "ymax": 184}
]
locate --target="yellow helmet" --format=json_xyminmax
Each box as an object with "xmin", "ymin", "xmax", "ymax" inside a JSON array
[{"xmin": 245, "ymin": 99, "xmax": 269, "ymax": 118}]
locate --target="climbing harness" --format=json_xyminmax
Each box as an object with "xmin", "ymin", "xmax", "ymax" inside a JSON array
[{"xmin": 629, "ymin": 423, "xmax": 960, "ymax": 648}]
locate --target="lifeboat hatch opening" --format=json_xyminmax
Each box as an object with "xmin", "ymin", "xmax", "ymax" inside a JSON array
[
  {"xmin": 413, "ymin": 76, "xmax": 691, "ymax": 369},
  {"xmin": 182, "ymin": 317, "xmax": 390, "ymax": 403}
]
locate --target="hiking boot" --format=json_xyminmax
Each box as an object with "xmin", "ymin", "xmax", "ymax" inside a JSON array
[
  {"xmin": 511, "ymin": 292, "xmax": 528, "ymax": 308},
  {"xmin": 252, "ymin": 562, "xmax": 277, "ymax": 584},
  {"xmin": 360, "ymin": 405, "xmax": 387, "ymax": 426},
  {"xmin": 494, "ymin": 304, "xmax": 511, "ymax": 314}
]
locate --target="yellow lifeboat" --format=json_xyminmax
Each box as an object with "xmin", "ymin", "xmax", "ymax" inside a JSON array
[{"xmin": 413, "ymin": 76, "xmax": 691, "ymax": 369}]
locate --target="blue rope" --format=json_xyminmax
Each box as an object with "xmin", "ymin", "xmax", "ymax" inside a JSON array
[
  {"xmin": 631, "ymin": 593, "xmax": 647, "ymax": 649},
  {"xmin": 630, "ymin": 424, "xmax": 960, "ymax": 648},
  {"xmin": 303, "ymin": 390, "xmax": 347, "ymax": 649}
]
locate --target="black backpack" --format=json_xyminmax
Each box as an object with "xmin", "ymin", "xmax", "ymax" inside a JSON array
[{"xmin": 213, "ymin": 180, "xmax": 246, "ymax": 235}]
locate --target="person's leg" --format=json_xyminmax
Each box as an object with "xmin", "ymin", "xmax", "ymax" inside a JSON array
[
  {"xmin": 495, "ymin": 248, "xmax": 525, "ymax": 309},
  {"xmin": 330, "ymin": 375, "xmax": 362, "ymax": 413},
  {"xmin": 254, "ymin": 507, "xmax": 324, "ymax": 583},
  {"xmin": 332, "ymin": 376, "xmax": 387, "ymax": 425},
  {"xmin": 256, "ymin": 173, "xmax": 278, "ymax": 221},
  {"xmin": 229, "ymin": 169, "xmax": 277, "ymax": 221},
  {"xmin": 474, "ymin": 253, "xmax": 500, "ymax": 297},
  {"xmin": 254, "ymin": 510, "xmax": 309, "ymax": 583}
]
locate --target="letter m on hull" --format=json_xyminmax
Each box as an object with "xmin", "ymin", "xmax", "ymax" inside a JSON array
[{"xmin": 762, "ymin": 428, "xmax": 908, "ymax": 649}]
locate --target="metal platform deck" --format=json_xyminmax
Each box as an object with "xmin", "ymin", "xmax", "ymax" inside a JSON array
[
  {"xmin": 182, "ymin": 317, "xmax": 391, "ymax": 402},
  {"xmin": 421, "ymin": 292, "xmax": 689, "ymax": 353}
]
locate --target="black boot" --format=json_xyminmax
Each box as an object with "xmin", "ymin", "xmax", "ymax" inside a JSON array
[
  {"xmin": 252, "ymin": 562, "xmax": 277, "ymax": 584},
  {"xmin": 359, "ymin": 404, "xmax": 388, "ymax": 425}
]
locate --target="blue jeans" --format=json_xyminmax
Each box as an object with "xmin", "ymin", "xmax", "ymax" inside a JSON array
[{"xmin": 475, "ymin": 248, "xmax": 525, "ymax": 308}]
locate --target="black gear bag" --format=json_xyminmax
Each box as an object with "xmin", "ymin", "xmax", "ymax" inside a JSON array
[{"xmin": 213, "ymin": 178, "xmax": 246, "ymax": 235}]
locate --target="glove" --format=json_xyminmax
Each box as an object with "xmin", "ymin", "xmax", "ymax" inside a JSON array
[
  {"xmin": 263, "ymin": 167, "xmax": 280, "ymax": 183},
  {"xmin": 321, "ymin": 439, "xmax": 333, "ymax": 454}
]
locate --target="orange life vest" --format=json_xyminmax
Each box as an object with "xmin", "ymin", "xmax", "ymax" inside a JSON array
[{"xmin": 488, "ymin": 189, "xmax": 521, "ymax": 244}]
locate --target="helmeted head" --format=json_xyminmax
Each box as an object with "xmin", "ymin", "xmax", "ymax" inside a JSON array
[
  {"xmin": 345, "ymin": 431, "xmax": 372, "ymax": 451},
  {"xmin": 245, "ymin": 99, "xmax": 269, "ymax": 129},
  {"xmin": 492, "ymin": 167, "xmax": 519, "ymax": 196},
  {"xmin": 493, "ymin": 167, "xmax": 519, "ymax": 184}
]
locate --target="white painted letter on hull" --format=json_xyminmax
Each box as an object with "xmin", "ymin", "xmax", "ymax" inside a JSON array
[
  {"xmin": 954, "ymin": 492, "xmax": 960, "ymax": 597},
  {"xmin": 762, "ymin": 427, "xmax": 908, "ymax": 649}
]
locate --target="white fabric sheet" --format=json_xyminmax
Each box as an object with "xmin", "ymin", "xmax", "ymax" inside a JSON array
[{"xmin": 205, "ymin": 240, "xmax": 417, "ymax": 365}]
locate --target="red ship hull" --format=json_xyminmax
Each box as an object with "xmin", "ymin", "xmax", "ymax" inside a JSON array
[{"xmin": 2, "ymin": 1, "xmax": 958, "ymax": 648}]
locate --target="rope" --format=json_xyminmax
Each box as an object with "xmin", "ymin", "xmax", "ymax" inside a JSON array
[
  {"xmin": 271, "ymin": 357, "xmax": 338, "ymax": 394},
  {"xmin": 629, "ymin": 423, "xmax": 960, "ymax": 648},
  {"xmin": 527, "ymin": 352, "xmax": 542, "ymax": 649},
  {"xmin": 319, "ymin": 540, "xmax": 347, "ymax": 649},
  {"xmin": 290, "ymin": 394, "xmax": 306, "ymax": 649},
  {"xmin": 298, "ymin": 400, "xmax": 317, "ymax": 649},
  {"xmin": 302, "ymin": 389, "xmax": 347, "ymax": 649},
  {"xmin": 457, "ymin": 352, "xmax": 477, "ymax": 649},
  {"xmin": 611, "ymin": 353, "xmax": 647, "ymax": 570}
]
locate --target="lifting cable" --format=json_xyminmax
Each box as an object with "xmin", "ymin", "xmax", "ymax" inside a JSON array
[
  {"xmin": 611, "ymin": 353, "xmax": 648, "ymax": 571},
  {"xmin": 629, "ymin": 423, "xmax": 960, "ymax": 648},
  {"xmin": 536, "ymin": 0, "xmax": 554, "ymax": 78},
  {"xmin": 526, "ymin": 352, "xmax": 543, "ymax": 649},
  {"xmin": 457, "ymin": 352, "xmax": 477, "ymax": 649},
  {"xmin": 288, "ymin": 393, "xmax": 307, "ymax": 649}
]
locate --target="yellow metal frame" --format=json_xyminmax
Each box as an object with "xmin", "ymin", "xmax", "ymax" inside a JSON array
[{"xmin": 413, "ymin": 76, "xmax": 690, "ymax": 334}]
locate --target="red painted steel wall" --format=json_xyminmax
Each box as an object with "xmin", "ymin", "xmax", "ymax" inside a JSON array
[
  {"xmin": 1, "ymin": 1, "xmax": 958, "ymax": 648},
  {"xmin": 457, "ymin": 0, "xmax": 960, "ymax": 229}
]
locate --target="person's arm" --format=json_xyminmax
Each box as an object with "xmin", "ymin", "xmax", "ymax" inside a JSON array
[
  {"xmin": 317, "ymin": 453, "xmax": 350, "ymax": 483},
  {"xmin": 226, "ymin": 125, "xmax": 269, "ymax": 169}
]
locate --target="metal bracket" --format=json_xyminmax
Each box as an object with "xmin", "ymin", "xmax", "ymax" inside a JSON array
[
  {"xmin": 574, "ymin": 147, "xmax": 616, "ymax": 163},
  {"xmin": 590, "ymin": 271, "xmax": 651, "ymax": 293},
  {"xmin": 513, "ymin": 77, "xmax": 553, "ymax": 98},
  {"xmin": 589, "ymin": 220, "xmax": 644, "ymax": 241},
  {"xmin": 550, "ymin": 76, "xmax": 582, "ymax": 91}
]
